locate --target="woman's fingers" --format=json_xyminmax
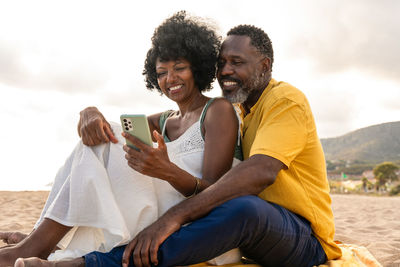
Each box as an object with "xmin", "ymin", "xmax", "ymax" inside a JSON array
[
  {"xmin": 78, "ymin": 107, "xmax": 114, "ymax": 146},
  {"xmin": 104, "ymin": 123, "xmax": 118, "ymax": 143},
  {"xmin": 153, "ymin": 130, "xmax": 166, "ymax": 150},
  {"xmin": 122, "ymin": 132, "xmax": 151, "ymax": 152}
]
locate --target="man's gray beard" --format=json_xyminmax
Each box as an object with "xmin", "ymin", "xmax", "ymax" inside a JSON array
[
  {"xmin": 225, "ymin": 87, "xmax": 250, "ymax": 104},
  {"xmin": 224, "ymin": 70, "xmax": 265, "ymax": 104}
]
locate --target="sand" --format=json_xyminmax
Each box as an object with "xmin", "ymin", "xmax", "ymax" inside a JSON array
[
  {"xmin": 331, "ymin": 194, "xmax": 400, "ymax": 267},
  {"xmin": 0, "ymin": 191, "xmax": 399, "ymax": 266}
]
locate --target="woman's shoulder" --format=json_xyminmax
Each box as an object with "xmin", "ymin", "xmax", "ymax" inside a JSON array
[
  {"xmin": 206, "ymin": 97, "xmax": 235, "ymax": 113},
  {"xmin": 203, "ymin": 97, "xmax": 236, "ymax": 123}
]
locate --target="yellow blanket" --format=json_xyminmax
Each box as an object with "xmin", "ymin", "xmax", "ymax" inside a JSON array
[{"xmin": 190, "ymin": 243, "xmax": 382, "ymax": 267}]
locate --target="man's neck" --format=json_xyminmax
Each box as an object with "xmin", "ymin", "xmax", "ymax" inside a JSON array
[{"xmin": 242, "ymin": 78, "xmax": 271, "ymax": 115}]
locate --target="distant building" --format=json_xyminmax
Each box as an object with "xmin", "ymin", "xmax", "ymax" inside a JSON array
[{"xmin": 362, "ymin": 170, "xmax": 374, "ymax": 179}]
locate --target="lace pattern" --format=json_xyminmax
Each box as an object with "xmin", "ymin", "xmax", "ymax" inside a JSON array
[{"xmin": 166, "ymin": 121, "xmax": 204, "ymax": 157}]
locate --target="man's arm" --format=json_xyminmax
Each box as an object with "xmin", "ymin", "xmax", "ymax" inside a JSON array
[
  {"xmin": 122, "ymin": 154, "xmax": 284, "ymax": 267},
  {"xmin": 169, "ymin": 154, "xmax": 284, "ymax": 223}
]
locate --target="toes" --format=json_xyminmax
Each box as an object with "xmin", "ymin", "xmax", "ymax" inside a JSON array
[
  {"xmin": 14, "ymin": 257, "xmax": 52, "ymax": 267},
  {"xmin": 14, "ymin": 258, "xmax": 25, "ymax": 267},
  {"xmin": 11, "ymin": 232, "xmax": 27, "ymax": 244},
  {"xmin": 0, "ymin": 232, "xmax": 27, "ymax": 244},
  {"xmin": 0, "ymin": 231, "xmax": 11, "ymax": 242}
]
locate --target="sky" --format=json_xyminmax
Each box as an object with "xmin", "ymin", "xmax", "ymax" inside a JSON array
[{"xmin": 0, "ymin": 0, "xmax": 399, "ymax": 190}]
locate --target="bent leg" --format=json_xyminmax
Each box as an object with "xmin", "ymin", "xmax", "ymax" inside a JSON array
[
  {"xmin": 235, "ymin": 197, "xmax": 327, "ymax": 266},
  {"xmin": 84, "ymin": 196, "xmax": 326, "ymax": 267},
  {"xmin": 0, "ymin": 218, "xmax": 71, "ymax": 266}
]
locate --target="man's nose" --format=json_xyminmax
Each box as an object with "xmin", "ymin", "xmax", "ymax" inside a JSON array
[{"xmin": 219, "ymin": 63, "xmax": 234, "ymax": 76}]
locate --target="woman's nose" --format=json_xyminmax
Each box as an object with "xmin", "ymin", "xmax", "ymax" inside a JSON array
[{"xmin": 167, "ymin": 70, "xmax": 177, "ymax": 84}]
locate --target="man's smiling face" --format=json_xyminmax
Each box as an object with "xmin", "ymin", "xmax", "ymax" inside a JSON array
[{"xmin": 217, "ymin": 35, "xmax": 267, "ymax": 104}]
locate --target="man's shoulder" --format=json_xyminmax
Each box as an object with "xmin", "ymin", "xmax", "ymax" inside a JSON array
[{"xmin": 267, "ymin": 79, "xmax": 307, "ymax": 105}]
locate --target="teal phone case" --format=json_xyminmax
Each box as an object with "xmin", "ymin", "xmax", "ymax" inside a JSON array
[{"xmin": 120, "ymin": 114, "xmax": 152, "ymax": 150}]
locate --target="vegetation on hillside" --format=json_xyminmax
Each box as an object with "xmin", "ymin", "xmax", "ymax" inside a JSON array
[
  {"xmin": 321, "ymin": 121, "xmax": 400, "ymax": 163},
  {"xmin": 321, "ymin": 121, "xmax": 400, "ymax": 196}
]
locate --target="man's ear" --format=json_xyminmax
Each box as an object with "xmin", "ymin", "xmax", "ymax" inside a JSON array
[{"xmin": 262, "ymin": 57, "xmax": 272, "ymax": 73}]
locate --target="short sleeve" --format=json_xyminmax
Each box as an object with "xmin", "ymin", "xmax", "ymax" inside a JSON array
[{"xmin": 249, "ymin": 98, "xmax": 308, "ymax": 167}]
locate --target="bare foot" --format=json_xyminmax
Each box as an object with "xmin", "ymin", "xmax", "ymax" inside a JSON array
[
  {"xmin": 0, "ymin": 232, "xmax": 28, "ymax": 245},
  {"xmin": 14, "ymin": 257, "xmax": 54, "ymax": 267},
  {"xmin": 14, "ymin": 257, "xmax": 85, "ymax": 267},
  {"xmin": 0, "ymin": 246, "xmax": 18, "ymax": 266}
]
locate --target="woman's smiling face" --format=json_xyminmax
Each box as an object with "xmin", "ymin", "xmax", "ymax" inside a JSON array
[{"xmin": 156, "ymin": 58, "xmax": 198, "ymax": 102}]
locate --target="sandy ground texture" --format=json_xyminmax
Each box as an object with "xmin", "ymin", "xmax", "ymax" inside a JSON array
[
  {"xmin": 331, "ymin": 194, "xmax": 400, "ymax": 267},
  {"xmin": 0, "ymin": 191, "xmax": 399, "ymax": 266}
]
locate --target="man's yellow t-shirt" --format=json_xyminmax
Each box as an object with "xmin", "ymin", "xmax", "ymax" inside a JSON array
[{"xmin": 240, "ymin": 78, "xmax": 341, "ymax": 260}]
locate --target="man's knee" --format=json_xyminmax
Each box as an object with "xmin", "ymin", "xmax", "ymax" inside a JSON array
[{"xmin": 216, "ymin": 195, "xmax": 269, "ymax": 222}]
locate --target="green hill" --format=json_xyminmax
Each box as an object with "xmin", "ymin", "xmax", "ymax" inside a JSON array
[{"xmin": 321, "ymin": 121, "xmax": 400, "ymax": 163}]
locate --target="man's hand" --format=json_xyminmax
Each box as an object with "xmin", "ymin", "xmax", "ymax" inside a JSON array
[
  {"xmin": 77, "ymin": 106, "xmax": 118, "ymax": 146},
  {"xmin": 122, "ymin": 215, "xmax": 182, "ymax": 267},
  {"xmin": 122, "ymin": 130, "xmax": 173, "ymax": 179}
]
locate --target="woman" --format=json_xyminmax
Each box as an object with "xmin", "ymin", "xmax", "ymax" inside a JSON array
[{"xmin": 0, "ymin": 11, "xmax": 242, "ymax": 266}]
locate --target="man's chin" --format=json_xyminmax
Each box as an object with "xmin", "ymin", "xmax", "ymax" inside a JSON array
[
  {"xmin": 223, "ymin": 92, "xmax": 236, "ymax": 103},
  {"xmin": 223, "ymin": 90, "xmax": 248, "ymax": 104}
]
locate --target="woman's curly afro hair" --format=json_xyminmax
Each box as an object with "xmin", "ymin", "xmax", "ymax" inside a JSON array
[{"xmin": 143, "ymin": 11, "xmax": 221, "ymax": 93}]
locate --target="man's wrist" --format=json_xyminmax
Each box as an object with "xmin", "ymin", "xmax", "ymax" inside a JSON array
[{"xmin": 163, "ymin": 203, "xmax": 189, "ymax": 226}]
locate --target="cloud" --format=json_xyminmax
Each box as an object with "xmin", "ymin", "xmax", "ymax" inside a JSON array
[
  {"xmin": 307, "ymin": 84, "xmax": 357, "ymax": 138},
  {"xmin": 285, "ymin": 0, "xmax": 400, "ymax": 83},
  {"xmin": 0, "ymin": 41, "xmax": 109, "ymax": 92}
]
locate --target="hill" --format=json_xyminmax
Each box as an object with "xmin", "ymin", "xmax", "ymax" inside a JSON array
[{"xmin": 320, "ymin": 121, "xmax": 400, "ymax": 163}]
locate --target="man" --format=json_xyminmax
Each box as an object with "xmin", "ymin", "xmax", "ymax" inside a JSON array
[{"xmin": 16, "ymin": 25, "xmax": 341, "ymax": 267}]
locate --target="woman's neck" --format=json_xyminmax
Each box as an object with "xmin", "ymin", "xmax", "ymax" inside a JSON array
[{"xmin": 176, "ymin": 92, "xmax": 208, "ymax": 117}]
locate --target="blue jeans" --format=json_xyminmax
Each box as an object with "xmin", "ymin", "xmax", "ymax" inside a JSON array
[{"xmin": 84, "ymin": 196, "xmax": 326, "ymax": 267}]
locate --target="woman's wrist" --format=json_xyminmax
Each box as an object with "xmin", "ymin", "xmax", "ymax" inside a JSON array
[
  {"xmin": 162, "ymin": 162, "xmax": 181, "ymax": 182},
  {"xmin": 186, "ymin": 177, "xmax": 201, "ymax": 198},
  {"xmin": 164, "ymin": 163, "xmax": 203, "ymax": 197}
]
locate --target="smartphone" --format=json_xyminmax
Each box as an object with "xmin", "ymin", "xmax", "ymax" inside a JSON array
[{"xmin": 120, "ymin": 114, "xmax": 153, "ymax": 150}]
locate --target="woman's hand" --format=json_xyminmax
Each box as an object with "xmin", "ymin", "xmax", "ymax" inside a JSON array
[
  {"xmin": 77, "ymin": 106, "xmax": 118, "ymax": 146},
  {"xmin": 123, "ymin": 130, "xmax": 173, "ymax": 180}
]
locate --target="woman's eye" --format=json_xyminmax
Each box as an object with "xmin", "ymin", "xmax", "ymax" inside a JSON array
[
  {"xmin": 175, "ymin": 66, "xmax": 186, "ymax": 71},
  {"xmin": 232, "ymin": 61, "xmax": 243, "ymax": 66},
  {"xmin": 157, "ymin": 72, "xmax": 166, "ymax": 78}
]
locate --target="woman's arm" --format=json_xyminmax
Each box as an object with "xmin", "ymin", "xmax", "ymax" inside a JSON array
[
  {"xmin": 122, "ymin": 98, "xmax": 239, "ymax": 196},
  {"xmin": 198, "ymin": 98, "xmax": 238, "ymax": 189}
]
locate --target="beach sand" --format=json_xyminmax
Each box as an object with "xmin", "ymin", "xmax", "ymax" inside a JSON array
[
  {"xmin": 331, "ymin": 194, "xmax": 400, "ymax": 267},
  {"xmin": 1, "ymin": 191, "xmax": 399, "ymax": 266}
]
